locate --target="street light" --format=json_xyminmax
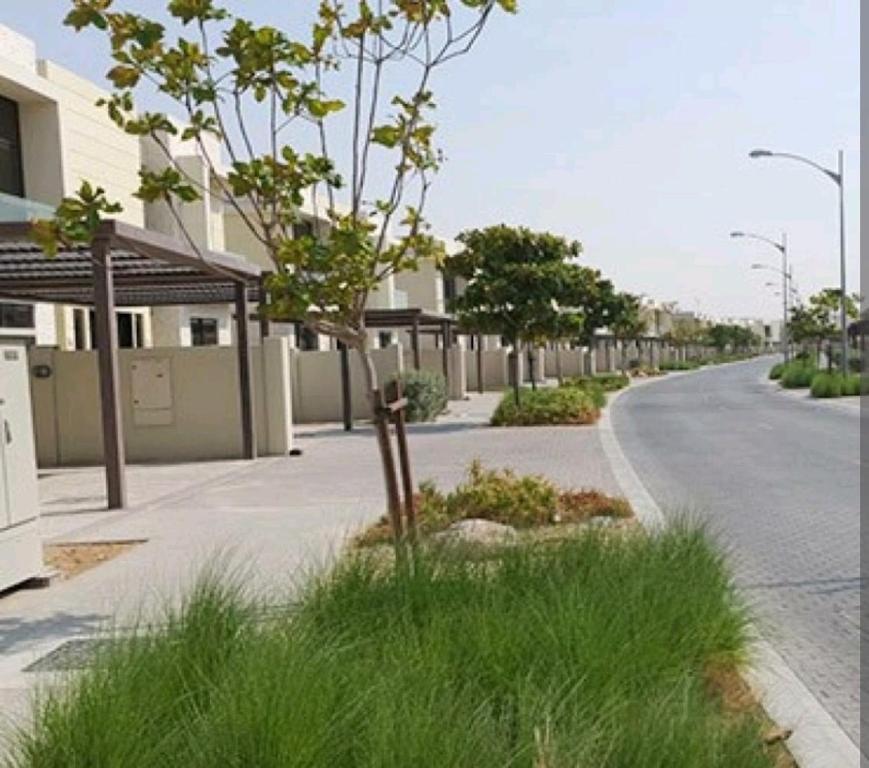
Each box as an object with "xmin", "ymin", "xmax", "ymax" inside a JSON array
[
  {"xmin": 732, "ymin": 230, "xmax": 790, "ymax": 362},
  {"xmin": 749, "ymin": 148, "xmax": 848, "ymax": 371}
]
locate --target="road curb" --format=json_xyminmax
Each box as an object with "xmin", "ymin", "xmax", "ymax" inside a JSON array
[{"xmin": 598, "ymin": 374, "xmax": 862, "ymax": 768}]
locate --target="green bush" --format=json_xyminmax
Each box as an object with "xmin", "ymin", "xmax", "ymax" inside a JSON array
[
  {"xmin": 660, "ymin": 359, "xmax": 701, "ymax": 371},
  {"xmin": 563, "ymin": 373, "xmax": 629, "ymax": 392},
  {"xmin": 358, "ymin": 460, "xmax": 633, "ymax": 544},
  {"xmin": 768, "ymin": 363, "xmax": 785, "ymax": 380},
  {"xmin": 491, "ymin": 386, "xmax": 600, "ymax": 426},
  {"xmin": 780, "ymin": 360, "xmax": 817, "ymax": 389},
  {"xmin": 842, "ymin": 374, "xmax": 862, "ymax": 396},
  {"xmin": 810, "ymin": 372, "xmax": 862, "ymax": 398},
  {"xmin": 7, "ymin": 528, "xmax": 775, "ymax": 768},
  {"xmin": 389, "ymin": 370, "xmax": 447, "ymax": 422},
  {"xmin": 810, "ymin": 372, "xmax": 842, "ymax": 398}
]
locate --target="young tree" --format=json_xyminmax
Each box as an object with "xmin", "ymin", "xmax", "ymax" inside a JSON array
[
  {"xmin": 609, "ymin": 292, "xmax": 646, "ymax": 372},
  {"xmin": 444, "ymin": 225, "xmax": 587, "ymax": 404},
  {"xmin": 33, "ymin": 0, "xmax": 516, "ymax": 545},
  {"xmin": 790, "ymin": 289, "xmax": 860, "ymax": 367}
]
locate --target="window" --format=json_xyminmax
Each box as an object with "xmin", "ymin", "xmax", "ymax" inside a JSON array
[
  {"xmin": 294, "ymin": 323, "xmax": 318, "ymax": 351},
  {"xmin": 190, "ymin": 317, "xmax": 219, "ymax": 346},
  {"xmin": 0, "ymin": 96, "xmax": 24, "ymax": 198},
  {"xmin": 378, "ymin": 332, "xmax": 393, "ymax": 349},
  {"xmin": 443, "ymin": 275, "xmax": 457, "ymax": 304},
  {"xmin": 74, "ymin": 309, "xmax": 88, "ymax": 350},
  {"xmin": 292, "ymin": 220, "xmax": 315, "ymax": 239},
  {"xmin": 0, "ymin": 302, "xmax": 34, "ymax": 328}
]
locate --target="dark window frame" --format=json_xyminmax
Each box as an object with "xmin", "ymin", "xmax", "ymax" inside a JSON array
[{"xmin": 190, "ymin": 316, "xmax": 220, "ymax": 347}]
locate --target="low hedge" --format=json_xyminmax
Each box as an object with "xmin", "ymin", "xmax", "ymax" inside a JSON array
[
  {"xmin": 780, "ymin": 360, "xmax": 817, "ymax": 389},
  {"xmin": 768, "ymin": 363, "xmax": 785, "ymax": 380},
  {"xmin": 811, "ymin": 372, "xmax": 862, "ymax": 398},
  {"xmin": 563, "ymin": 373, "xmax": 629, "ymax": 392},
  {"xmin": 491, "ymin": 387, "xmax": 601, "ymax": 426},
  {"xmin": 388, "ymin": 370, "xmax": 447, "ymax": 422},
  {"xmin": 659, "ymin": 360, "xmax": 702, "ymax": 371}
]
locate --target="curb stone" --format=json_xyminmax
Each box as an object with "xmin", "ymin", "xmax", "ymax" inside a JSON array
[{"xmin": 598, "ymin": 371, "xmax": 862, "ymax": 768}]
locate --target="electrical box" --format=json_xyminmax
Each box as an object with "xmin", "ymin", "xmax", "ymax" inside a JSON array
[
  {"xmin": 131, "ymin": 357, "xmax": 173, "ymax": 426},
  {"xmin": 0, "ymin": 341, "xmax": 43, "ymax": 592}
]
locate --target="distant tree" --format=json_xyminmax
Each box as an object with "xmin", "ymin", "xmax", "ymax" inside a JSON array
[
  {"xmin": 609, "ymin": 292, "xmax": 646, "ymax": 372},
  {"xmin": 790, "ymin": 289, "xmax": 860, "ymax": 366},
  {"xmin": 704, "ymin": 323, "xmax": 758, "ymax": 353},
  {"xmin": 445, "ymin": 225, "xmax": 586, "ymax": 404},
  {"xmin": 33, "ymin": 0, "xmax": 517, "ymax": 548}
]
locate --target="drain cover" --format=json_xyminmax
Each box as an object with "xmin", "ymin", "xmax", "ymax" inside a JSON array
[{"xmin": 25, "ymin": 638, "xmax": 115, "ymax": 673}]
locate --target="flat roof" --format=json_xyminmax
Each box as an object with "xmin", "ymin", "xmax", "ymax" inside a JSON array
[{"xmin": 0, "ymin": 219, "xmax": 261, "ymax": 307}]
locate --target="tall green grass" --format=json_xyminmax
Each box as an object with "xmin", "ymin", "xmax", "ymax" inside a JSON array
[{"xmin": 6, "ymin": 527, "xmax": 773, "ymax": 768}]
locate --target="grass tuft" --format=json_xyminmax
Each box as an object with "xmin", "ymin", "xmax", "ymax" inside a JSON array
[{"xmin": 6, "ymin": 525, "xmax": 778, "ymax": 768}]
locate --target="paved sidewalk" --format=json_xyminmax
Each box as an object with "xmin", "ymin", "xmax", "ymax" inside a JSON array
[{"xmin": 0, "ymin": 392, "xmax": 621, "ymax": 730}]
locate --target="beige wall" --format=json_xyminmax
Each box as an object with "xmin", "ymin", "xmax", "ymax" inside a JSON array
[
  {"xmin": 291, "ymin": 345, "xmax": 403, "ymax": 423},
  {"xmin": 29, "ymin": 338, "xmax": 292, "ymax": 466},
  {"xmin": 36, "ymin": 60, "xmax": 144, "ymax": 224},
  {"xmin": 394, "ymin": 258, "xmax": 443, "ymax": 314}
]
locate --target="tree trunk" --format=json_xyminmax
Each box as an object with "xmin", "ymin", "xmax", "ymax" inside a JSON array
[
  {"xmin": 555, "ymin": 344, "xmax": 564, "ymax": 386},
  {"xmin": 356, "ymin": 341, "xmax": 405, "ymax": 546},
  {"xmin": 511, "ymin": 342, "xmax": 521, "ymax": 405},
  {"xmin": 528, "ymin": 346, "xmax": 537, "ymax": 391}
]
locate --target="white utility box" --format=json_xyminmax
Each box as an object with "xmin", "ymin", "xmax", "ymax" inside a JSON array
[{"xmin": 0, "ymin": 341, "xmax": 43, "ymax": 592}]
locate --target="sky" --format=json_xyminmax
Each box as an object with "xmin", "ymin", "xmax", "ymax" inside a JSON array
[{"xmin": 0, "ymin": 1, "xmax": 859, "ymax": 321}]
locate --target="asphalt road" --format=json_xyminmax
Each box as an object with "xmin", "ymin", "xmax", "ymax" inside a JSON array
[{"xmin": 611, "ymin": 356, "xmax": 861, "ymax": 747}]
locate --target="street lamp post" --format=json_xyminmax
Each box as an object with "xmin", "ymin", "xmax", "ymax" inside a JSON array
[
  {"xmin": 731, "ymin": 230, "xmax": 790, "ymax": 362},
  {"xmin": 749, "ymin": 149, "xmax": 848, "ymax": 372}
]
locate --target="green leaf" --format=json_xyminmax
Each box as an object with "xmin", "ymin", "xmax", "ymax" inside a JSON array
[{"xmin": 106, "ymin": 65, "xmax": 140, "ymax": 88}]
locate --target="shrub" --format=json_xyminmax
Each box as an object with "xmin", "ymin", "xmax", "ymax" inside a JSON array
[
  {"xmin": 388, "ymin": 369, "xmax": 447, "ymax": 422},
  {"xmin": 660, "ymin": 359, "xmax": 701, "ymax": 371},
  {"xmin": 491, "ymin": 387, "xmax": 600, "ymax": 426},
  {"xmin": 563, "ymin": 373, "xmax": 629, "ymax": 392},
  {"xmin": 810, "ymin": 372, "xmax": 842, "ymax": 398},
  {"xmin": 810, "ymin": 372, "xmax": 862, "ymax": 398},
  {"xmin": 357, "ymin": 461, "xmax": 633, "ymax": 545},
  {"xmin": 768, "ymin": 363, "xmax": 784, "ymax": 380},
  {"xmin": 842, "ymin": 373, "xmax": 862, "ymax": 396},
  {"xmin": 780, "ymin": 360, "xmax": 817, "ymax": 389}
]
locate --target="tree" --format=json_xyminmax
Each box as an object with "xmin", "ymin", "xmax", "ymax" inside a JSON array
[
  {"xmin": 664, "ymin": 316, "xmax": 705, "ymax": 357},
  {"xmin": 444, "ymin": 225, "xmax": 587, "ymax": 404},
  {"xmin": 790, "ymin": 289, "xmax": 860, "ymax": 366},
  {"xmin": 609, "ymin": 292, "xmax": 646, "ymax": 372},
  {"xmin": 33, "ymin": 0, "xmax": 516, "ymax": 546},
  {"xmin": 704, "ymin": 323, "xmax": 758, "ymax": 353}
]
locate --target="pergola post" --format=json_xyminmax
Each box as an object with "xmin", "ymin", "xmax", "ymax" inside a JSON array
[
  {"xmin": 92, "ymin": 237, "xmax": 126, "ymax": 510},
  {"xmin": 340, "ymin": 341, "xmax": 353, "ymax": 431},
  {"xmin": 234, "ymin": 281, "xmax": 257, "ymax": 460},
  {"xmin": 476, "ymin": 333, "xmax": 484, "ymax": 393},
  {"xmin": 441, "ymin": 320, "xmax": 451, "ymax": 389},
  {"xmin": 411, "ymin": 316, "xmax": 421, "ymax": 371},
  {"xmin": 258, "ymin": 275, "xmax": 271, "ymax": 340}
]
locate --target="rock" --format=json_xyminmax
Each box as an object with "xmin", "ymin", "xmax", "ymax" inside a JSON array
[{"xmin": 434, "ymin": 519, "xmax": 518, "ymax": 546}]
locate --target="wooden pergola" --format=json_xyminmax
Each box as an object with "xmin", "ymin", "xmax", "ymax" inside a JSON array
[
  {"xmin": 339, "ymin": 308, "xmax": 459, "ymax": 431},
  {"xmin": 0, "ymin": 219, "xmax": 262, "ymax": 509}
]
